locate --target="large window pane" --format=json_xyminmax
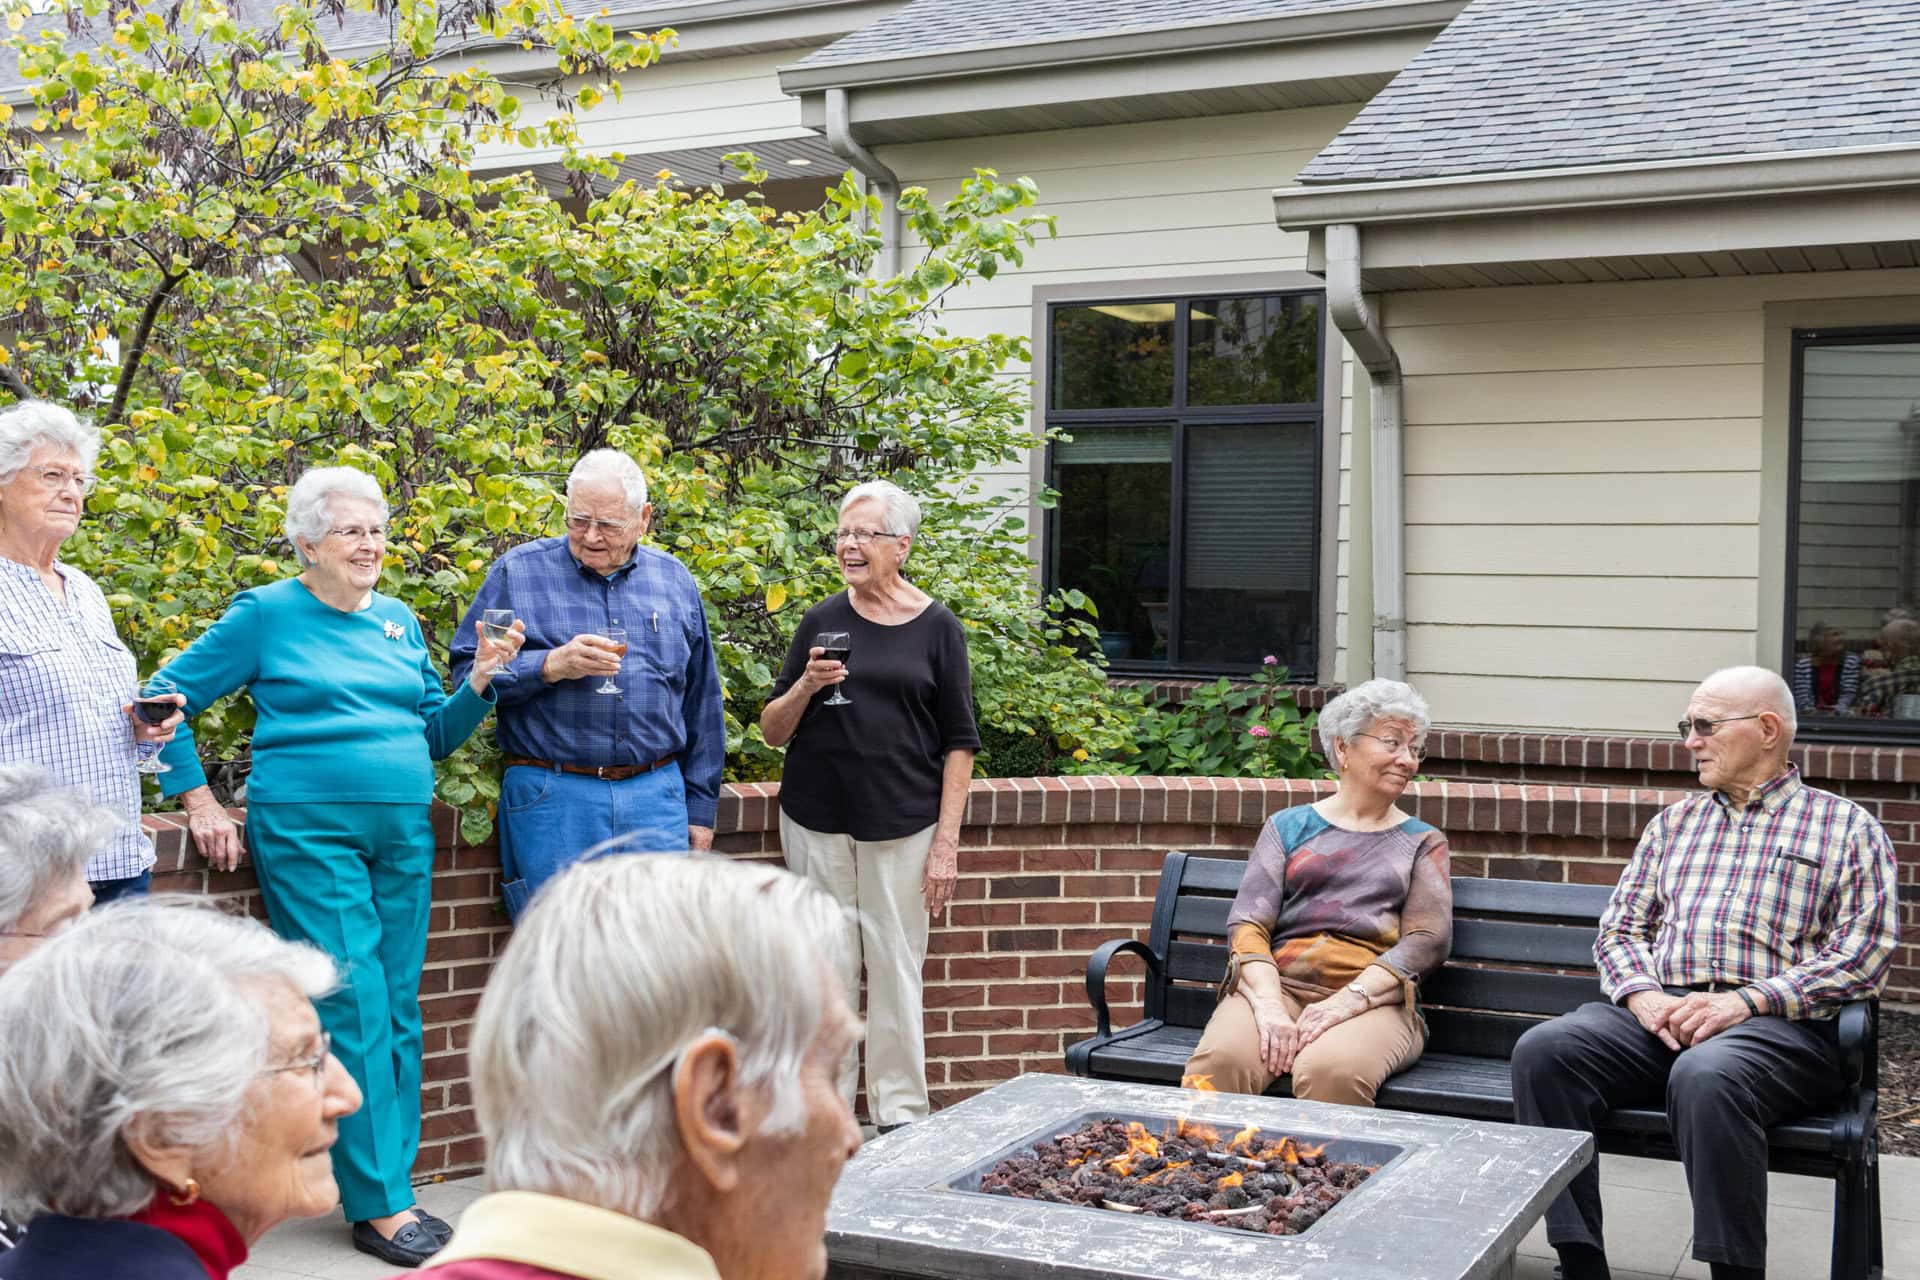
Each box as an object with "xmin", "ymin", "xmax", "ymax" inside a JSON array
[
  {"xmin": 1792, "ymin": 340, "xmax": 1920, "ymax": 724},
  {"xmin": 1187, "ymin": 294, "xmax": 1320, "ymax": 406},
  {"xmin": 1180, "ymin": 422, "xmax": 1317, "ymax": 674},
  {"xmin": 1054, "ymin": 425, "xmax": 1172, "ymax": 662},
  {"xmin": 1050, "ymin": 303, "xmax": 1175, "ymax": 410}
]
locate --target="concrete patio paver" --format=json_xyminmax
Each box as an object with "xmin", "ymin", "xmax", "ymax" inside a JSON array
[{"xmin": 234, "ymin": 1154, "xmax": 1920, "ymax": 1280}]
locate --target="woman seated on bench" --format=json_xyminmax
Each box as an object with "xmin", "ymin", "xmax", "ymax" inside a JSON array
[{"xmin": 1183, "ymin": 678, "xmax": 1451, "ymax": 1105}]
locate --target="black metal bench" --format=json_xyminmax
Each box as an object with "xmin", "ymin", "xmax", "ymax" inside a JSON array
[{"xmin": 1065, "ymin": 852, "xmax": 1883, "ymax": 1280}]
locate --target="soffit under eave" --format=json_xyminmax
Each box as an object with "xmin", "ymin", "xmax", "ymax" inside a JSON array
[{"xmin": 1292, "ymin": 184, "xmax": 1920, "ymax": 291}]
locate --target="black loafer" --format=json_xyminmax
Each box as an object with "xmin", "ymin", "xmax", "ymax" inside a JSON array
[
  {"xmin": 411, "ymin": 1208, "xmax": 453, "ymax": 1244},
  {"xmin": 351, "ymin": 1219, "xmax": 443, "ymax": 1268}
]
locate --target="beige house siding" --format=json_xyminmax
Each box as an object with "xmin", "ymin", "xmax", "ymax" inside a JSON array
[
  {"xmin": 874, "ymin": 106, "xmax": 1364, "ymax": 682},
  {"xmin": 1387, "ymin": 268, "xmax": 1920, "ymax": 735}
]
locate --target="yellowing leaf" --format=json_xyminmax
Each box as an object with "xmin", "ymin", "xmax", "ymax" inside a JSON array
[{"xmin": 764, "ymin": 582, "xmax": 788, "ymax": 613}]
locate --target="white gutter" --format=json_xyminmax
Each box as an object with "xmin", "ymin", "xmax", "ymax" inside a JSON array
[
  {"xmin": 1325, "ymin": 223, "xmax": 1406, "ymax": 682},
  {"xmin": 824, "ymin": 87, "xmax": 900, "ymax": 281},
  {"xmin": 1275, "ymin": 141, "xmax": 1920, "ymax": 229}
]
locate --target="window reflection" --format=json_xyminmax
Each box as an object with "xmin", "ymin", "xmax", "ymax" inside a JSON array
[
  {"xmin": 1790, "ymin": 340, "xmax": 1920, "ymax": 724},
  {"xmin": 1187, "ymin": 295, "xmax": 1321, "ymax": 406},
  {"xmin": 1054, "ymin": 426, "xmax": 1172, "ymax": 662},
  {"xmin": 1050, "ymin": 303, "xmax": 1175, "ymax": 410}
]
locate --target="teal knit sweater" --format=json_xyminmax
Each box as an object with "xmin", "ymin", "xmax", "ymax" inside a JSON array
[{"xmin": 157, "ymin": 578, "xmax": 494, "ymax": 804}]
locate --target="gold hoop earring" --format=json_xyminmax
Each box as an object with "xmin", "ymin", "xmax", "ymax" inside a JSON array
[{"xmin": 168, "ymin": 1178, "xmax": 200, "ymax": 1207}]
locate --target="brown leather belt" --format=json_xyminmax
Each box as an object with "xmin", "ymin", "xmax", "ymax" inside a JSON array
[{"xmin": 503, "ymin": 754, "xmax": 676, "ymax": 781}]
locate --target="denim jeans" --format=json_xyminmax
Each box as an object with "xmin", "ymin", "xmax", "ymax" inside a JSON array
[
  {"xmin": 87, "ymin": 870, "xmax": 151, "ymax": 907},
  {"xmin": 497, "ymin": 762, "xmax": 690, "ymax": 920}
]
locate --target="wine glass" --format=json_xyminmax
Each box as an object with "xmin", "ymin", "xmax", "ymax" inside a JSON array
[
  {"xmin": 480, "ymin": 609, "xmax": 516, "ymax": 682},
  {"xmin": 134, "ymin": 672, "xmax": 177, "ymax": 775},
  {"xmin": 597, "ymin": 627, "xmax": 628, "ymax": 696},
  {"xmin": 816, "ymin": 631, "xmax": 851, "ymax": 707}
]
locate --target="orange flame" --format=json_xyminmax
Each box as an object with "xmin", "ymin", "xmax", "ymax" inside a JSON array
[
  {"xmin": 1139, "ymin": 1160, "xmax": 1191, "ymax": 1184},
  {"xmin": 1106, "ymin": 1121, "xmax": 1160, "ymax": 1177},
  {"xmin": 1173, "ymin": 1075, "xmax": 1222, "ymax": 1144},
  {"xmin": 1218, "ymin": 1171, "xmax": 1243, "ymax": 1188},
  {"xmin": 1227, "ymin": 1124, "xmax": 1258, "ymax": 1154}
]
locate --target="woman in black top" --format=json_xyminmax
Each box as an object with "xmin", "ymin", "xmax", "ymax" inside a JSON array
[{"xmin": 762, "ymin": 479, "xmax": 979, "ymax": 1133}]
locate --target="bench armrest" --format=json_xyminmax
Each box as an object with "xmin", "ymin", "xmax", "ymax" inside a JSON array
[
  {"xmin": 1085, "ymin": 938, "xmax": 1163, "ymax": 1041},
  {"xmin": 1835, "ymin": 999, "xmax": 1877, "ymax": 1089}
]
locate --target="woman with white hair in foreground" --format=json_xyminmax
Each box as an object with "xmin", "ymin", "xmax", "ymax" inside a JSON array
[
  {"xmin": 0, "ymin": 762, "xmax": 115, "ymax": 975},
  {"xmin": 412, "ymin": 854, "xmax": 863, "ymax": 1280},
  {"xmin": 151, "ymin": 464, "xmax": 525, "ymax": 1266},
  {"xmin": 0, "ymin": 900, "xmax": 361, "ymax": 1279},
  {"xmin": 1182, "ymin": 678, "xmax": 1454, "ymax": 1105}
]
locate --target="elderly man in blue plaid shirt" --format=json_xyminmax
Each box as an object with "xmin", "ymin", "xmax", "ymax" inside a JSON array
[
  {"xmin": 1511, "ymin": 665, "xmax": 1898, "ymax": 1280},
  {"xmin": 452, "ymin": 450, "xmax": 724, "ymax": 920}
]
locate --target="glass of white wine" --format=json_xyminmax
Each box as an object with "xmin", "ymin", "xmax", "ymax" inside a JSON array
[
  {"xmin": 479, "ymin": 609, "xmax": 517, "ymax": 683},
  {"xmin": 597, "ymin": 626, "xmax": 628, "ymax": 696}
]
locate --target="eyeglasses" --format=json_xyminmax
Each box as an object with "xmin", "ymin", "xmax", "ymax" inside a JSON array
[
  {"xmin": 262, "ymin": 1030, "xmax": 332, "ymax": 1086},
  {"xmin": 1676, "ymin": 714, "xmax": 1761, "ymax": 739},
  {"xmin": 1352, "ymin": 732, "xmax": 1425, "ymax": 763},
  {"xmin": 21, "ymin": 465, "xmax": 96, "ymax": 494},
  {"xmin": 565, "ymin": 513, "xmax": 633, "ymax": 536},
  {"xmin": 326, "ymin": 525, "xmax": 387, "ymax": 543},
  {"xmin": 831, "ymin": 528, "xmax": 904, "ymax": 547}
]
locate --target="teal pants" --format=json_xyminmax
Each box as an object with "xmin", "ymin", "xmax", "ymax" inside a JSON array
[{"xmin": 246, "ymin": 801, "xmax": 433, "ymax": 1222}]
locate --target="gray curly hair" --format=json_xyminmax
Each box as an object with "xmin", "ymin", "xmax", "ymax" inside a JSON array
[
  {"xmin": 0, "ymin": 400, "xmax": 100, "ymax": 481},
  {"xmin": 0, "ymin": 763, "xmax": 118, "ymax": 940},
  {"xmin": 0, "ymin": 899, "xmax": 337, "ymax": 1220},
  {"xmin": 1316, "ymin": 678, "xmax": 1431, "ymax": 771},
  {"xmin": 284, "ymin": 465, "xmax": 388, "ymax": 568}
]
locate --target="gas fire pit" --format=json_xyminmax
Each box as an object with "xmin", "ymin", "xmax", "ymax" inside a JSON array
[{"xmin": 827, "ymin": 1074, "xmax": 1590, "ymax": 1280}]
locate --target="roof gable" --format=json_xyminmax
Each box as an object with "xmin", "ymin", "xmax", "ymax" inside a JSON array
[{"xmin": 1298, "ymin": 0, "xmax": 1920, "ymax": 185}]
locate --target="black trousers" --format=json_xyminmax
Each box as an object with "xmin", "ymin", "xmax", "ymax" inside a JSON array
[{"xmin": 1510, "ymin": 1000, "xmax": 1841, "ymax": 1269}]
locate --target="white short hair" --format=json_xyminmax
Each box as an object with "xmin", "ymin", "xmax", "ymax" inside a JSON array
[
  {"xmin": 839, "ymin": 479, "xmax": 921, "ymax": 539},
  {"xmin": 0, "ymin": 899, "xmax": 338, "ymax": 1220},
  {"xmin": 0, "ymin": 400, "xmax": 100, "ymax": 481},
  {"xmin": 284, "ymin": 465, "xmax": 388, "ymax": 568},
  {"xmin": 1700, "ymin": 665, "xmax": 1798, "ymax": 741},
  {"xmin": 472, "ymin": 855, "xmax": 855, "ymax": 1221},
  {"xmin": 567, "ymin": 449, "xmax": 649, "ymax": 512},
  {"xmin": 1317, "ymin": 678, "xmax": 1431, "ymax": 770},
  {"xmin": 0, "ymin": 763, "xmax": 120, "ymax": 936}
]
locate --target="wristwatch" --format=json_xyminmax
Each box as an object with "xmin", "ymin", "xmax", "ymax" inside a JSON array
[{"xmin": 1344, "ymin": 980, "xmax": 1374, "ymax": 1008}]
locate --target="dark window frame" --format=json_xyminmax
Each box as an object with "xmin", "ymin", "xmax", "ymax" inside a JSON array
[
  {"xmin": 1784, "ymin": 323, "xmax": 1920, "ymax": 744},
  {"xmin": 1042, "ymin": 288, "xmax": 1328, "ymax": 678}
]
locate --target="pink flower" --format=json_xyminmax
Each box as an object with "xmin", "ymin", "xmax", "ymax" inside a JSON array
[
  {"xmin": 1248, "ymin": 725, "xmax": 1272, "ymax": 738},
  {"xmin": 1262, "ymin": 655, "xmax": 1279, "ymax": 665}
]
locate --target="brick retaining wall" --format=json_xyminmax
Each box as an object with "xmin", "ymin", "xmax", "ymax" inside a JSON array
[{"xmin": 143, "ymin": 771, "xmax": 1915, "ymax": 1185}]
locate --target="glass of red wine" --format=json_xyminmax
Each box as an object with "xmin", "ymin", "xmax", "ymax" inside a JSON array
[
  {"xmin": 816, "ymin": 631, "xmax": 851, "ymax": 706},
  {"xmin": 134, "ymin": 672, "xmax": 177, "ymax": 775}
]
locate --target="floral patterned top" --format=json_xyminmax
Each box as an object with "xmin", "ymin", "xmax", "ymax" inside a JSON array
[{"xmin": 1227, "ymin": 804, "xmax": 1453, "ymax": 997}]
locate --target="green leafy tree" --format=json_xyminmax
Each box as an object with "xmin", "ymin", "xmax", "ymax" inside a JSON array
[{"xmin": 0, "ymin": 0, "xmax": 1134, "ymax": 840}]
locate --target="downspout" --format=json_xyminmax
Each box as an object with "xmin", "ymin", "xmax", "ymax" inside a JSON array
[
  {"xmin": 1324, "ymin": 223, "xmax": 1407, "ymax": 681},
  {"xmin": 824, "ymin": 87, "xmax": 900, "ymax": 281}
]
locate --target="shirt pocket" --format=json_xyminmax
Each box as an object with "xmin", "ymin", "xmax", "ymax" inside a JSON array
[
  {"xmin": 1753, "ymin": 850, "xmax": 1823, "ymax": 946},
  {"xmin": 634, "ymin": 611, "xmax": 694, "ymax": 692}
]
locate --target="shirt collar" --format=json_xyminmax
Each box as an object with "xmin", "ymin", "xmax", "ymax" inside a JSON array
[
  {"xmin": 566, "ymin": 541, "xmax": 637, "ymax": 584},
  {"xmin": 432, "ymin": 1191, "xmax": 723, "ymax": 1280},
  {"xmin": 1711, "ymin": 763, "xmax": 1802, "ymax": 814}
]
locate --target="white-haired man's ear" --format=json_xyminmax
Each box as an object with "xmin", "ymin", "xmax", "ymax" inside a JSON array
[{"xmin": 671, "ymin": 1031, "xmax": 765, "ymax": 1198}]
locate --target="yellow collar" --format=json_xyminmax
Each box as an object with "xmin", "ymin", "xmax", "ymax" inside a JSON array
[{"xmin": 435, "ymin": 1191, "xmax": 722, "ymax": 1280}]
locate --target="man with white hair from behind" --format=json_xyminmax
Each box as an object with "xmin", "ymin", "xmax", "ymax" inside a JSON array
[
  {"xmin": 1510, "ymin": 666, "xmax": 1898, "ymax": 1280},
  {"xmin": 407, "ymin": 854, "xmax": 862, "ymax": 1280}
]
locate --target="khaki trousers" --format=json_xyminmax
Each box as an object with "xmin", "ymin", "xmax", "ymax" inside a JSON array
[
  {"xmin": 780, "ymin": 812, "xmax": 932, "ymax": 1127},
  {"xmin": 1184, "ymin": 985, "xmax": 1424, "ymax": 1106}
]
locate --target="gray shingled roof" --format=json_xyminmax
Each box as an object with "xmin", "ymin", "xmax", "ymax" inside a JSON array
[
  {"xmin": 794, "ymin": 0, "xmax": 1406, "ymax": 67},
  {"xmin": 1298, "ymin": 0, "xmax": 1920, "ymax": 185}
]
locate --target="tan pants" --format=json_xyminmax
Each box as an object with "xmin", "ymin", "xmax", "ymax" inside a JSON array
[
  {"xmin": 1184, "ymin": 986, "xmax": 1424, "ymax": 1106},
  {"xmin": 780, "ymin": 812, "xmax": 932, "ymax": 1128}
]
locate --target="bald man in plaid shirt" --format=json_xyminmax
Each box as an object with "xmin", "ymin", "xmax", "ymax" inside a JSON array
[{"xmin": 1511, "ymin": 666, "xmax": 1898, "ymax": 1280}]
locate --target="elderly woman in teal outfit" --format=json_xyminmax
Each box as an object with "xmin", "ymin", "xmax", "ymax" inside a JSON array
[{"xmin": 157, "ymin": 465, "xmax": 523, "ymax": 1268}]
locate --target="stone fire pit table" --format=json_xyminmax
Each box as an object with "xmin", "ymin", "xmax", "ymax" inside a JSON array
[{"xmin": 827, "ymin": 1073, "xmax": 1591, "ymax": 1280}]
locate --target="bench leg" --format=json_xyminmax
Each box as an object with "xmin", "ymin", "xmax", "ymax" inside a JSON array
[{"xmin": 1830, "ymin": 1153, "xmax": 1879, "ymax": 1280}]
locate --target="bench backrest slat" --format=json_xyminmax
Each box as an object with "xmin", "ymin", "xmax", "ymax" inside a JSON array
[{"xmin": 1151, "ymin": 859, "xmax": 1612, "ymax": 1032}]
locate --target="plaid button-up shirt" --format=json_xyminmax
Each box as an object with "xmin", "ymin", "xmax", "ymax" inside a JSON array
[
  {"xmin": 0, "ymin": 557, "xmax": 152, "ymax": 881},
  {"xmin": 1597, "ymin": 765, "xmax": 1898, "ymax": 1019},
  {"xmin": 449, "ymin": 537, "xmax": 725, "ymax": 828}
]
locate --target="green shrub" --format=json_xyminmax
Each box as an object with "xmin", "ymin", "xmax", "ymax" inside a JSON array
[{"xmin": 1064, "ymin": 660, "xmax": 1325, "ymax": 779}]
